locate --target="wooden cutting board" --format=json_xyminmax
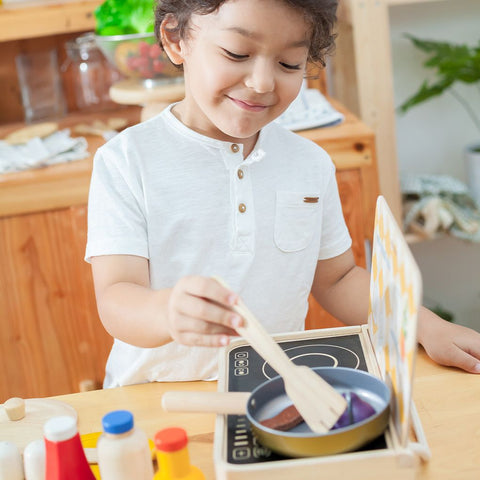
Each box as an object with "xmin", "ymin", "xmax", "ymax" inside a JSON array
[{"xmin": 0, "ymin": 398, "xmax": 77, "ymax": 451}]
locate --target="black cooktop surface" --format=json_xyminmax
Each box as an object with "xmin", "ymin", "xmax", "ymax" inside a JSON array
[{"xmin": 224, "ymin": 333, "xmax": 387, "ymax": 464}]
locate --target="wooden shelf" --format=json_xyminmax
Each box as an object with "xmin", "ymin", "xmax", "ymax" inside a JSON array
[
  {"xmin": 0, "ymin": 0, "xmax": 445, "ymax": 43},
  {"xmin": 405, "ymin": 232, "xmax": 443, "ymax": 244},
  {"xmin": 299, "ymin": 98, "xmax": 375, "ymax": 171},
  {"xmin": 0, "ymin": 106, "xmax": 141, "ymax": 217},
  {"xmin": 0, "ymin": 0, "xmax": 100, "ymax": 42}
]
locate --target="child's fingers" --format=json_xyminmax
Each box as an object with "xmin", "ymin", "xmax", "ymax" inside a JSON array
[
  {"xmin": 171, "ymin": 313, "xmax": 237, "ymax": 346},
  {"xmin": 168, "ymin": 275, "xmax": 245, "ymax": 346},
  {"xmin": 176, "ymin": 312, "xmax": 238, "ymax": 336},
  {"xmin": 420, "ymin": 317, "xmax": 480, "ymax": 374},
  {"xmin": 178, "ymin": 331, "xmax": 233, "ymax": 348},
  {"xmin": 447, "ymin": 346, "xmax": 480, "ymax": 374},
  {"xmin": 179, "ymin": 275, "xmax": 238, "ymax": 307},
  {"xmin": 426, "ymin": 341, "xmax": 480, "ymax": 374},
  {"xmin": 175, "ymin": 291, "xmax": 242, "ymax": 330},
  {"xmin": 452, "ymin": 340, "xmax": 480, "ymax": 373}
]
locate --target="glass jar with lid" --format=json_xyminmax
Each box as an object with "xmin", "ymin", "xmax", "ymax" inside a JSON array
[{"xmin": 63, "ymin": 32, "xmax": 121, "ymax": 112}]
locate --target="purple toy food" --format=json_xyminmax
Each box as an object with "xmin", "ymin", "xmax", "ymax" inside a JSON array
[
  {"xmin": 260, "ymin": 391, "xmax": 376, "ymax": 432},
  {"xmin": 332, "ymin": 391, "xmax": 376, "ymax": 429}
]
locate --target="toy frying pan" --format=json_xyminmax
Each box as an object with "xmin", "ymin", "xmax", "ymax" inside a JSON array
[{"xmin": 162, "ymin": 366, "xmax": 391, "ymax": 458}]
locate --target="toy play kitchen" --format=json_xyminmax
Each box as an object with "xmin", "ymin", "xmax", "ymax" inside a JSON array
[
  {"xmin": 2, "ymin": 196, "xmax": 479, "ymax": 478},
  {"xmin": 162, "ymin": 197, "xmax": 431, "ymax": 479}
]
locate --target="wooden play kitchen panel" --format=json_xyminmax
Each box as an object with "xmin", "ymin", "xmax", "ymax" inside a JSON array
[{"xmin": 213, "ymin": 196, "xmax": 430, "ymax": 479}]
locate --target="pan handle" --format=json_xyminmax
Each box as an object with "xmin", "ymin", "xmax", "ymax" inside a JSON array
[{"xmin": 161, "ymin": 391, "xmax": 250, "ymax": 415}]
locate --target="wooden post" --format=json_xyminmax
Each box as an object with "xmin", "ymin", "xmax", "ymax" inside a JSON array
[{"xmin": 331, "ymin": 0, "xmax": 402, "ymax": 223}]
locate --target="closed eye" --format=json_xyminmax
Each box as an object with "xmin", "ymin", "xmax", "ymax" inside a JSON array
[
  {"xmin": 223, "ymin": 49, "xmax": 301, "ymax": 70},
  {"xmin": 223, "ymin": 49, "xmax": 249, "ymax": 60},
  {"xmin": 280, "ymin": 62, "xmax": 302, "ymax": 71}
]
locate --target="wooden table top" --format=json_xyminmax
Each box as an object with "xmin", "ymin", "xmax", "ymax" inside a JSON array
[{"xmin": 50, "ymin": 348, "xmax": 479, "ymax": 479}]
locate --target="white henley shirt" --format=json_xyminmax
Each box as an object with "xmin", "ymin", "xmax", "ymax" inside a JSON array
[{"xmin": 85, "ymin": 105, "xmax": 352, "ymax": 387}]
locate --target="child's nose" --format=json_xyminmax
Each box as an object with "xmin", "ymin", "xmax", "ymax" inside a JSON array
[{"xmin": 245, "ymin": 59, "xmax": 275, "ymax": 93}]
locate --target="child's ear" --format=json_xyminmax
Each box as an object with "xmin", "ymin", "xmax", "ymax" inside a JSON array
[{"xmin": 160, "ymin": 14, "xmax": 184, "ymax": 65}]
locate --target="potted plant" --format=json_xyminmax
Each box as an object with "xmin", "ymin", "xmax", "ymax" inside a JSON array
[{"xmin": 399, "ymin": 34, "xmax": 480, "ymax": 206}]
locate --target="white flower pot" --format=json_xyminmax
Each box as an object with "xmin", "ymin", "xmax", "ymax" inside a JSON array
[{"xmin": 465, "ymin": 143, "xmax": 480, "ymax": 207}]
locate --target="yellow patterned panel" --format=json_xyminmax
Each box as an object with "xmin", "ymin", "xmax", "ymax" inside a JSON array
[{"xmin": 367, "ymin": 196, "xmax": 422, "ymax": 448}]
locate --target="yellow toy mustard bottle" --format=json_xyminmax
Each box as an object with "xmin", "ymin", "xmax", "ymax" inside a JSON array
[{"xmin": 154, "ymin": 427, "xmax": 205, "ymax": 480}]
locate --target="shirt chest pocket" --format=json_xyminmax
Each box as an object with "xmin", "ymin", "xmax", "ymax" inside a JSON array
[{"xmin": 274, "ymin": 191, "xmax": 321, "ymax": 252}]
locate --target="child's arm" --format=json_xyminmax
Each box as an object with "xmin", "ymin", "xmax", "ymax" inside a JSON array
[
  {"xmin": 310, "ymin": 248, "xmax": 480, "ymax": 374},
  {"xmin": 91, "ymin": 255, "xmax": 242, "ymax": 348}
]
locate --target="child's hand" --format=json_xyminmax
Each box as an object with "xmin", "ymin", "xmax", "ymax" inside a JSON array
[
  {"xmin": 418, "ymin": 307, "xmax": 480, "ymax": 374},
  {"xmin": 166, "ymin": 276, "xmax": 243, "ymax": 347}
]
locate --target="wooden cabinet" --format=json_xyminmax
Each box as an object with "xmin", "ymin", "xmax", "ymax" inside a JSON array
[
  {"xmin": 0, "ymin": 205, "xmax": 112, "ymax": 400},
  {"xmin": 0, "ymin": 109, "xmax": 142, "ymax": 403}
]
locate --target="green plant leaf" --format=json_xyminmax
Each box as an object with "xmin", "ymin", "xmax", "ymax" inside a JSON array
[
  {"xmin": 399, "ymin": 78, "xmax": 454, "ymax": 113},
  {"xmin": 398, "ymin": 34, "xmax": 480, "ymax": 121}
]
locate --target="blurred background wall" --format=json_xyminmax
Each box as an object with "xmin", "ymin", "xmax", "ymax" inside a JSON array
[{"xmin": 390, "ymin": 0, "xmax": 480, "ymax": 330}]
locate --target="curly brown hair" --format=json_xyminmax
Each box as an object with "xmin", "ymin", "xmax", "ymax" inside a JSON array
[{"xmin": 154, "ymin": 0, "xmax": 338, "ymax": 67}]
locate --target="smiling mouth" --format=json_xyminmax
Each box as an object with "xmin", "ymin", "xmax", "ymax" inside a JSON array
[{"xmin": 229, "ymin": 96, "xmax": 269, "ymax": 112}]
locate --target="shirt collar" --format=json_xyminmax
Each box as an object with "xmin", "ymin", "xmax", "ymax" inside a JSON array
[{"xmin": 164, "ymin": 103, "xmax": 267, "ymax": 165}]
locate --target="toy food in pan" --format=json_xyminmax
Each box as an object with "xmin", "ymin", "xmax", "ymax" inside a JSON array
[{"xmin": 162, "ymin": 366, "xmax": 391, "ymax": 458}]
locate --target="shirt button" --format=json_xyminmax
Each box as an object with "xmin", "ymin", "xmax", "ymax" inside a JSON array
[
  {"xmin": 231, "ymin": 143, "xmax": 240, "ymax": 153},
  {"xmin": 238, "ymin": 203, "xmax": 246, "ymax": 213},
  {"xmin": 237, "ymin": 169, "xmax": 244, "ymax": 179}
]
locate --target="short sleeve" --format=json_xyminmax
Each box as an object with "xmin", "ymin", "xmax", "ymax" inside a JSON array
[
  {"xmin": 85, "ymin": 144, "xmax": 148, "ymax": 263},
  {"xmin": 317, "ymin": 165, "xmax": 352, "ymax": 260}
]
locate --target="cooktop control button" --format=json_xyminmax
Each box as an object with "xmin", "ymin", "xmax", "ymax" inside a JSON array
[
  {"xmin": 234, "ymin": 359, "xmax": 248, "ymax": 367},
  {"xmin": 232, "ymin": 448, "xmax": 250, "ymax": 460}
]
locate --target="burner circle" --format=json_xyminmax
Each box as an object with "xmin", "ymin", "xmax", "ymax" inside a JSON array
[
  {"xmin": 290, "ymin": 353, "xmax": 338, "ymax": 367},
  {"xmin": 261, "ymin": 343, "xmax": 361, "ymax": 380}
]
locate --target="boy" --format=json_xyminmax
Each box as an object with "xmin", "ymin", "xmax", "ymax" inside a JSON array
[{"xmin": 86, "ymin": 0, "xmax": 480, "ymax": 387}]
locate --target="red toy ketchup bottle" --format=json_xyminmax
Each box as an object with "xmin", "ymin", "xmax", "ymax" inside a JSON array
[
  {"xmin": 154, "ymin": 427, "xmax": 205, "ymax": 480},
  {"xmin": 43, "ymin": 416, "xmax": 95, "ymax": 480}
]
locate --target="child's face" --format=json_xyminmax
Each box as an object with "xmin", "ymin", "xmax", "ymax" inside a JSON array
[{"xmin": 165, "ymin": 0, "xmax": 310, "ymax": 149}]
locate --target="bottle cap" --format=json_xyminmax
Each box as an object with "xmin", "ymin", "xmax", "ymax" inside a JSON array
[
  {"xmin": 43, "ymin": 416, "xmax": 77, "ymax": 442},
  {"xmin": 154, "ymin": 427, "xmax": 188, "ymax": 452},
  {"xmin": 102, "ymin": 410, "xmax": 134, "ymax": 434}
]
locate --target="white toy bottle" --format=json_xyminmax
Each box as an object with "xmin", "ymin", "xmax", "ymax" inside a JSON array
[
  {"xmin": 97, "ymin": 410, "xmax": 153, "ymax": 480},
  {"xmin": 0, "ymin": 441, "xmax": 23, "ymax": 480}
]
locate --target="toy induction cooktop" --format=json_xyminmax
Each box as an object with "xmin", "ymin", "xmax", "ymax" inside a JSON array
[{"xmin": 213, "ymin": 196, "xmax": 431, "ymax": 480}]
